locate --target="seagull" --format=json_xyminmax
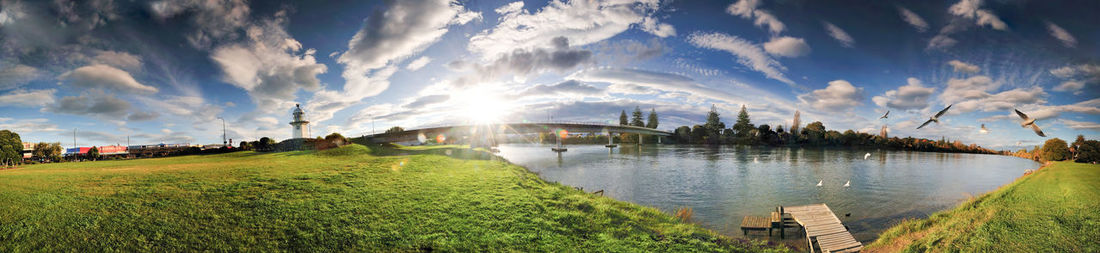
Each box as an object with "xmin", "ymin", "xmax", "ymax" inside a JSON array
[
  {"xmin": 879, "ymin": 110, "xmax": 890, "ymax": 119},
  {"xmin": 817, "ymin": 180, "xmax": 823, "ymax": 187},
  {"xmin": 979, "ymin": 124, "xmax": 990, "ymax": 134},
  {"xmin": 1015, "ymin": 109, "xmax": 1046, "ymax": 137},
  {"xmin": 917, "ymin": 104, "xmax": 953, "ymax": 129},
  {"xmin": 754, "ymin": 157, "xmax": 759, "ymax": 163},
  {"xmin": 843, "ymin": 180, "xmax": 851, "ymax": 188},
  {"xmin": 864, "ymin": 153, "xmax": 871, "ymax": 160}
]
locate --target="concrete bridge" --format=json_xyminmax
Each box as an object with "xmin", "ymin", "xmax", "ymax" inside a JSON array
[{"xmin": 363, "ymin": 122, "xmax": 672, "ymax": 150}]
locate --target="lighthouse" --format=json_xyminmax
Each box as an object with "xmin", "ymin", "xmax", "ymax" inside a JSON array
[{"xmin": 290, "ymin": 104, "xmax": 309, "ymax": 139}]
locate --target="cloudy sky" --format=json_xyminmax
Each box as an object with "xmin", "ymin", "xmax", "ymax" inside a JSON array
[{"xmin": 1, "ymin": 0, "xmax": 1097, "ymax": 150}]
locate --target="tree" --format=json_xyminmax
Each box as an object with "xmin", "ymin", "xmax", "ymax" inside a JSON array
[
  {"xmin": 1072, "ymin": 135, "xmax": 1086, "ymax": 159},
  {"xmin": 1041, "ymin": 138, "xmax": 1071, "ymax": 161},
  {"xmin": 0, "ymin": 130, "xmax": 23, "ymax": 166},
  {"xmin": 703, "ymin": 105, "xmax": 725, "ymax": 143},
  {"xmin": 239, "ymin": 141, "xmax": 253, "ymax": 150},
  {"xmin": 1075, "ymin": 140, "xmax": 1100, "ymax": 163},
  {"xmin": 385, "ymin": 126, "xmax": 405, "ymax": 134},
  {"xmin": 732, "ymin": 105, "xmax": 754, "ymax": 139},
  {"xmin": 46, "ymin": 143, "xmax": 62, "ymax": 162},
  {"xmin": 674, "ymin": 126, "xmax": 692, "ymax": 143},
  {"xmin": 619, "ymin": 110, "xmax": 628, "ymax": 126},
  {"xmin": 88, "ymin": 146, "xmax": 100, "ymax": 161},
  {"xmin": 646, "ymin": 108, "xmax": 659, "ymax": 129},
  {"xmin": 803, "ymin": 121, "xmax": 826, "ymax": 145},
  {"xmin": 33, "ymin": 142, "xmax": 50, "ymax": 159},
  {"xmin": 630, "ymin": 106, "xmax": 645, "ymax": 127}
]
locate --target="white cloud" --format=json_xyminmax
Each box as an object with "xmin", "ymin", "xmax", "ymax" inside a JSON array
[
  {"xmin": 59, "ymin": 64, "xmax": 158, "ymax": 94},
  {"xmin": 405, "ymin": 56, "xmax": 432, "ymax": 71},
  {"xmin": 947, "ymin": 60, "xmax": 980, "ymax": 73},
  {"xmin": 518, "ymin": 80, "xmax": 604, "ymax": 98},
  {"xmin": 468, "ymin": 0, "xmax": 663, "ymax": 60},
  {"xmin": 687, "ymin": 32, "xmax": 794, "ymax": 86},
  {"xmin": 641, "ymin": 16, "xmax": 676, "ymax": 38},
  {"xmin": 872, "ymin": 78, "xmax": 935, "ymax": 110},
  {"xmin": 1061, "ymin": 119, "xmax": 1100, "ymax": 131},
  {"xmin": 0, "ymin": 1, "xmax": 27, "ymax": 26},
  {"xmin": 135, "ymin": 95, "xmax": 222, "ymax": 122},
  {"xmin": 897, "ymin": 7, "xmax": 928, "ymax": 32},
  {"xmin": 940, "ymin": 75, "xmax": 1001, "ymax": 104},
  {"xmin": 0, "ymin": 63, "xmax": 39, "ymax": 90},
  {"xmin": 798, "ymin": 80, "xmax": 864, "ymax": 112},
  {"xmin": 341, "ymin": 0, "xmax": 478, "ymax": 71},
  {"xmin": 948, "ymin": 0, "xmax": 1007, "ymax": 31},
  {"xmin": 763, "ymin": 36, "xmax": 811, "ymax": 57},
  {"xmin": 47, "ymin": 91, "xmax": 132, "ymax": 118},
  {"xmin": 1053, "ymin": 81, "xmax": 1084, "ymax": 93},
  {"xmin": 0, "ymin": 118, "xmax": 62, "ymax": 134},
  {"xmin": 0, "ymin": 89, "xmax": 55, "ymax": 107},
  {"xmin": 927, "ymin": 34, "xmax": 958, "ymax": 50},
  {"xmin": 150, "ymin": 0, "xmax": 251, "ymax": 48},
  {"xmin": 726, "ymin": 0, "xmax": 785, "ymax": 34},
  {"xmin": 447, "ymin": 36, "xmax": 593, "ymax": 87},
  {"xmin": 210, "ymin": 16, "xmax": 327, "ymax": 113},
  {"xmin": 1048, "ymin": 64, "xmax": 1099, "ymax": 94},
  {"xmin": 1045, "ymin": 22, "xmax": 1076, "ymax": 48},
  {"xmin": 941, "ymin": 75, "xmax": 1048, "ymax": 113},
  {"xmin": 823, "ymin": 22, "xmax": 854, "ymax": 48},
  {"xmin": 92, "ymin": 50, "xmax": 142, "ymax": 71}
]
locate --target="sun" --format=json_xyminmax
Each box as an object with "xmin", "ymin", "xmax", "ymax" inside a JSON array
[{"xmin": 456, "ymin": 88, "xmax": 509, "ymax": 124}]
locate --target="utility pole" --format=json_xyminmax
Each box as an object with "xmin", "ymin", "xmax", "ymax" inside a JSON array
[
  {"xmin": 73, "ymin": 128, "xmax": 76, "ymax": 148},
  {"xmin": 372, "ymin": 114, "xmax": 375, "ymax": 135}
]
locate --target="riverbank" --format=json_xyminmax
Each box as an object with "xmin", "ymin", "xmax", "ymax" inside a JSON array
[
  {"xmin": 0, "ymin": 144, "xmax": 787, "ymax": 252},
  {"xmin": 867, "ymin": 161, "xmax": 1100, "ymax": 252}
]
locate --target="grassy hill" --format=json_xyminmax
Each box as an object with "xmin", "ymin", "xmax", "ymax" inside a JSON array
[
  {"xmin": 0, "ymin": 144, "xmax": 786, "ymax": 252},
  {"xmin": 868, "ymin": 161, "xmax": 1100, "ymax": 252}
]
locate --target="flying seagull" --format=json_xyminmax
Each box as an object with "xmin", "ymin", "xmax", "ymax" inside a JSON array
[
  {"xmin": 1015, "ymin": 109, "xmax": 1046, "ymax": 137},
  {"xmin": 979, "ymin": 124, "xmax": 989, "ymax": 134},
  {"xmin": 917, "ymin": 104, "xmax": 953, "ymax": 129},
  {"xmin": 879, "ymin": 110, "xmax": 890, "ymax": 119},
  {"xmin": 817, "ymin": 180, "xmax": 823, "ymax": 187},
  {"xmin": 843, "ymin": 180, "xmax": 851, "ymax": 188},
  {"xmin": 864, "ymin": 153, "xmax": 871, "ymax": 160}
]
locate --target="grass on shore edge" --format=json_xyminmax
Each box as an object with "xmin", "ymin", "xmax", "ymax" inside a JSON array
[{"xmin": 867, "ymin": 161, "xmax": 1100, "ymax": 252}]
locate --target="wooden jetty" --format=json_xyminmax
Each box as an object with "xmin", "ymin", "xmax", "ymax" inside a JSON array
[{"xmin": 785, "ymin": 203, "xmax": 862, "ymax": 253}]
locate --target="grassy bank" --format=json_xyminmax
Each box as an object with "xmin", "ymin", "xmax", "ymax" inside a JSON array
[
  {"xmin": 868, "ymin": 161, "xmax": 1100, "ymax": 252},
  {"xmin": 0, "ymin": 144, "xmax": 786, "ymax": 252}
]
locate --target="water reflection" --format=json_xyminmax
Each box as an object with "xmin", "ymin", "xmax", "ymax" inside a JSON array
[{"xmin": 497, "ymin": 144, "xmax": 1039, "ymax": 243}]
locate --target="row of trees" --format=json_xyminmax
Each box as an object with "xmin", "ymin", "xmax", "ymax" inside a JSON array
[
  {"xmin": 666, "ymin": 105, "xmax": 998, "ymax": 154},
  {"xmin": 1010, "ymin": 135, "xmax": 1100, "ymax": 163}
]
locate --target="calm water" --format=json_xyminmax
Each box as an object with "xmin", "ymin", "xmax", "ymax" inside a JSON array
[{"xmin": 496, "ymin": 144, "xmax": 1039, "ymax": 243}]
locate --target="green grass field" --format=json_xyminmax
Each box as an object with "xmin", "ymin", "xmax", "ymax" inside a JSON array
[
  {"xmin": 867, "ymin": 161, "xmax": 1100, "ymax": 252},
  {"xmin": 0, "ymin": 144, "xmax": 787, "ymax": 252}
]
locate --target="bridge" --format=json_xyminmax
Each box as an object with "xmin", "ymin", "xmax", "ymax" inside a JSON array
[{"xmin": 362, "ymin": 122, "xmax": 672, "ymax": 151}]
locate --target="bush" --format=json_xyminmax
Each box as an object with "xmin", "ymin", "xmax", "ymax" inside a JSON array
[{"xmin": 1041, "ymin": 138, "xmax": 1071, "ymax": 161}]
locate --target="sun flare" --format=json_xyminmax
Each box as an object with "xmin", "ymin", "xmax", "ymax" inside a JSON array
[{"xmin": 456, "ymin": 88, "xmax": 510, "ymax": 124}]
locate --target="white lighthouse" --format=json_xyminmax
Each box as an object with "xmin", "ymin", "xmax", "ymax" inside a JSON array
[{"xmin": 290, "ymin": 104, "xmax": 309, "ymax": 139}]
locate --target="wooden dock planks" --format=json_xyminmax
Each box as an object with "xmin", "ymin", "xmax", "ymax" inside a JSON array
[{"xmin": 784, "ymin": 203, "xmax": 862, "ymax": 253}]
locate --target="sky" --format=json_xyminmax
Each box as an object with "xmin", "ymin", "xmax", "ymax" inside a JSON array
[{"xmin": 0, "ymin": 0, "xmax": 1097, "ymax": 151}]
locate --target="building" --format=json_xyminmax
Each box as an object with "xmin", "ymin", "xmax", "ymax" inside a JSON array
[
  {"xmin": 290, "ymin": 104, "xmax": 310, "ymax": 139},
  {"xmin": 21, "ymin": 142, "xmax": 33, "ymax": 159}
]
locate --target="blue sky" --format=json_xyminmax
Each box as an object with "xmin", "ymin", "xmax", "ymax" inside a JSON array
[{"xmin": 0, "ymin": 0, "xmax": 1097, "ymax": 150}]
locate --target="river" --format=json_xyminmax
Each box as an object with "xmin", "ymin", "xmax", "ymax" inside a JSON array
[{"xmin": 495, "ymin": 144, "xmax": 1040, "ymax": 243}]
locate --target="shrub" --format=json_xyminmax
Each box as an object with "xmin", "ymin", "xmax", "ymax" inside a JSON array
[
  {"xmin": 1076, "ymin": 140, "xmax": 1100, "ymax": 163},
  {"xmin": 673, "ymin": 207, "xmax": 694, "ymax": 223}
]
